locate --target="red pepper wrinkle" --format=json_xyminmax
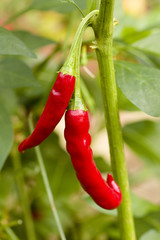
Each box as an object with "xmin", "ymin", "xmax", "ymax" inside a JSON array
[
  {"xmin": 64, "ymin": 110, "xmax": 122, "ymax": 210},
  {"xmin": 18, "ymin": 72, "xmax": 75, "ymax": 152}
]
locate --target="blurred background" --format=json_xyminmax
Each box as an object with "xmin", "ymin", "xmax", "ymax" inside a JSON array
[{"xmin": 0, "ymin": 0, "xmax": 160, "ymax": 239}]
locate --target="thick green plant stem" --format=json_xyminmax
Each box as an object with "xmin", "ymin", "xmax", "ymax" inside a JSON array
[
  {"xmin": 28, "ymin": 116, "xmax": 66, "ymax": 240},
  {"xmin": 11, "ymin": 146, "xmax": 37, "ymax": 240},
  {"xmin": 93, "ymin": 1, "xmax": 136, "ymax": 240}
]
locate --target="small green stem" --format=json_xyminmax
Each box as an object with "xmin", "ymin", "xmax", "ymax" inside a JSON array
[
  {"xmin": 11, "ymin": 146, "xmax": 37, "ymax": 240},
  {"xmin": 93, "ymin": 0, "xmax": 136, "ymax": 240},
  {"xmin": 68, "ymin": 0, "xmax": 84, "ymax": 17},
  {"xmin": 61, "ymin": 10, "xmax": 98, "ymax": 110},
  {"xmin": 28, "ymin": 116, "xmax": 66, "ymax": 240}
]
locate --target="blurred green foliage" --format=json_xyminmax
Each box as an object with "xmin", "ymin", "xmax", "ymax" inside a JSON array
[{"xmin": 0, "ymin": 0, "xmax": 160, "ymax": 239}]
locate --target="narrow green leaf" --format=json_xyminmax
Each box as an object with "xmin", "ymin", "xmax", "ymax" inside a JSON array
[
  {"xmin": 115, "ymin": 60, "xmax": 160, "ymax": 117},
  {"xmin": 13, "ymin": 30, "xmax": 56, "ymax": 50},
  {"xmin": 0, "ymin": 27, "xmax": 36, "ymax": 58},
  {"xmin": 0, "ymin": 58, "xmax": 39, "ymax": 88},
  {"xmin": 5, "ymin": 227, "xmax": 20, "ymax": 240},
  {"xmin": 0, "ymin": 104, "xmax": 14, "ymax": 170},
  {"xmin": 140, "ymin": 230, "xmax": 160, "ymax": 240},
  {"xmin": 122, "ymin": 29, "xmax": 151, "ymax": 44}
]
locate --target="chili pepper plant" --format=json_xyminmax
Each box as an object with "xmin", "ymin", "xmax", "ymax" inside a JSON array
[{"xmin": 0, "ymin": 0, "xmax": 160, "ymax": 240}]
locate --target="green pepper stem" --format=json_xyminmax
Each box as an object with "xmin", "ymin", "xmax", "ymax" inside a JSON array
[
  {"xmin": 61, "ymin": 10, "xmax": 98, "ymax": 110},
  {"xmin": 61, "ymin": 10, "xmax": 98, "ymax": 74},
  {"xmin": 93, "ymin": 0, "xmax": 136, "ymax": 239}
]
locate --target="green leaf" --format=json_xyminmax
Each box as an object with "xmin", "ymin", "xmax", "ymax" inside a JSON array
[
  {"xmin": 122, "ymin": 28, "xmax": 151, "ymax": 44},
  {"xmin": 133, "ymin": 31, "xmax": 160, "ymax": 57},
  {"xmin": 131, "ymin": 193, "xmax": 159, "ymax": 218},
  {"xmin": 0, "ymin": 89, "xmax": 17, "ymax": 112},
  {"xmin": 5, "ymin": 227, "xmax": 20, "ymax": 240},
  {"xmin": 140, "ymin": 230, "xmax": 160, "ymax": 240},
  {"xmin": 13, "ymin": 30, "xmax": 56, "ymax": 50},
  {"xmin": 123, "ymin": 120, "xmax": 160, "ymax": 170},
  {"xmin": 30, "ymin": 0, "xmax": 86, "ymax": 13},
  {"xmin": 117, "ymin": 87, "xmax": 139, "ymax": 111},
  {"xmin": 115, "ymin": 61, "xmax": 160, "ymax": 117},
  {"xmin": 0, "ymin": 27, "xmax": 36, "ymax": 58},
  {"xmin": 0, "ymin": 58, "xmax": 39, "ymax": 88},
  {"xmin": 0, "ymin": 104, "xmax": 14, "ymax": 170}
]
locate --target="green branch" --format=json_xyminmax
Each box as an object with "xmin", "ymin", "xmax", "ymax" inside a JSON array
[{"xmin": 93, "ymin": 0, "xmax": 136, "ymax": 239}]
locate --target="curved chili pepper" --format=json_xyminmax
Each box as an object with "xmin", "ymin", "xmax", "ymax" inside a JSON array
[
  {"xmin": 18, "ymin": 72, "xmax": 75, "ymax": 152},
  {"xmin": 64, "ymin": 109, "xmax": 122, "ymax": 210}
]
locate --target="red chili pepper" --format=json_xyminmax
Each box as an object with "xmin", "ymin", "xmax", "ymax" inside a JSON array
[
  {"xmin": 64, "ymin": 109, "xmax": 122, "ymax": 210},
  {"xmin": 18, "ymin": 72, "xmax": 75, "ymax": 152}
]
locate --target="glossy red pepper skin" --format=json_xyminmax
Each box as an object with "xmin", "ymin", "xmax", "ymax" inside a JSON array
[
  {"xmin": 18, "ymin": 72, "xmax": 75, "ymax": 152},
  {"xmin": 64, "ymin": 110, "xmax": 122, "ymax": 210}
]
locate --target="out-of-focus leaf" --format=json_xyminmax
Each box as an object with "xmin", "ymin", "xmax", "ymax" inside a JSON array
[
  {"xmin": 131, "ymin": 193, "xmax": 160, "ymax": 218},
  {"xmin": 94, "ymin": 156, "xmax": 111, "ymax": 173},
  {"xmin": 148, "ymin": 54, "xmax": 160, "ymax": 69},
  {"xmin": 0, "ymin": 27, "xmax": 36, "ymax": 58},
  {"xmin": 5, "ymin": 227, "xmax": 20, "ymax": 240},
  {"xmin": 122, "ymin": 28, "xmax": 151, "ymax": 44},
  {"xmin": 82, "ymin": 74, "xmax": 103, "ymax": 111},
  {"xmin": 133, "ymin": 31, "xmax": 160, "ymax": 57},
  {"xmin": 115, "ymin": 60, "xmax": 160, "ymax": 116},
  {"xmin": 129, "ymin": 168, "xmax": 152, "ymax": 186},
  {"xmin": 123, "ymin": 120, "xmax": 160, "ymax": 164},
  {"xmin": 30, "ymin": 0, "xmax": 86, "ymax": 13},
  {"xmin": 140, "ymin": 230, "xmax": 160, "ymax": 240},
  {"xmin": 0, "ymin": 89, "xmax": 17, "ymax": 113},
  {"xmin": 0, "ymin": 58, "xmax": 39, "ymax": 88},
  {"xmin": 0, "ymin": 104, "xmax": 13, "ymax": 170},
  {"xmin": 113, "ymin": 39, "xmax": 155, "ymax": 67},
  {"xmin": 135, "ymin": 218, "xmax": 154, "ymax": 240},
  {"xmin": 13, "ymin": 30, "xmax": 56, "ymax": 50},
  {"xmin": 80, "ymin": 214, "xmax": 118, "ymax": 240}
]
